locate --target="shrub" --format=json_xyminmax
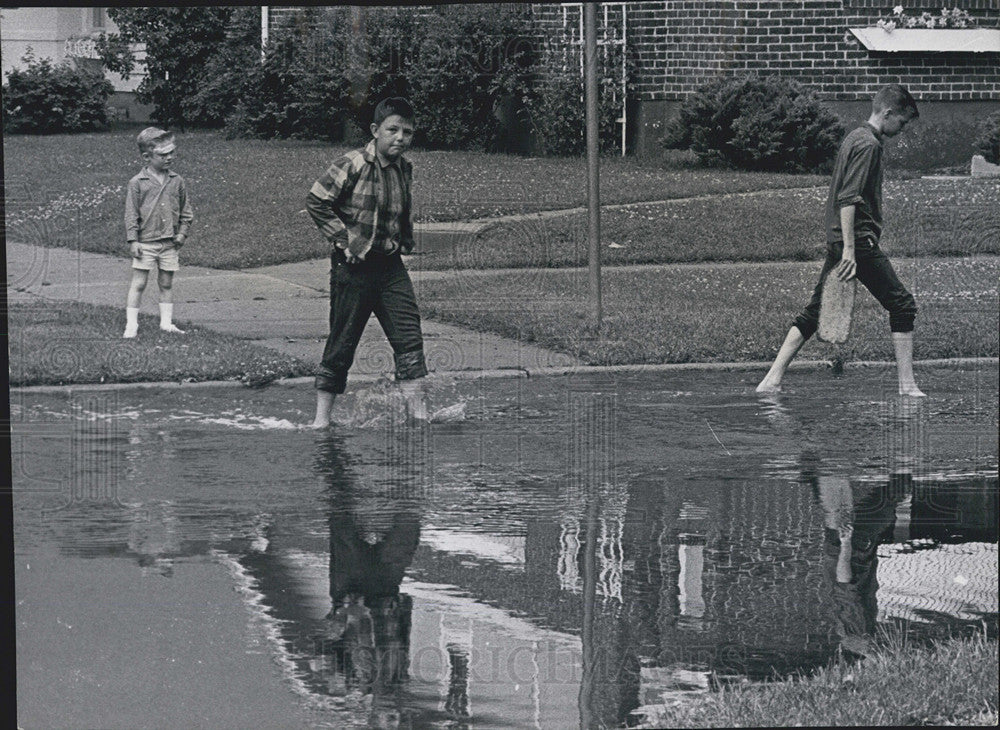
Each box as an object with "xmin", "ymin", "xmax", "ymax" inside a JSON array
[
  {"xmin": 661, "ymin": 75, "xmax": 844, "ymax": 173},
  {"xmin": 975, "ymin": 110, "xmax": 1000, "ymax": 165},
  {"xmin": 185, "ymin": 6, "xmax": 261, "ymax": 127},
  {"xmin": 2, "ymin": 51, "xmax": 113, "ymax": 133},
  {"xmin": 883, "ymin": 115, "xmax": 982, "ymax": 172},
  {"xmin": 404, "ymin": 4, "xmax": 535, "ymax": 151},
  {"xmin": 525, "ymin": 23, "xmax": 632, "ymax": 156},
  {"xmin": 99, "ymin": 7, "xmax": 235, "ymax": 128},
  {"xmin": 225, "ymin": 10, "xmax": 354, "ymax": 140},
  {"xmin": 526, "ymin": 73, "xmax": 626, "ymax": 156},
  {"xmin": 221, "ymin": 5, "xmax": 535, "ymax": 150}
]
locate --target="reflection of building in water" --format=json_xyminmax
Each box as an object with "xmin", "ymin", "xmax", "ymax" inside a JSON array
[
  {"xmin": 452, "ymin": 464, "xmax": 995, "ymax": 718},
  {"xmin": 559, "ymin": 389, "xmax": 628, "ymax": 602},
  {"xmin": 557, "ymin": 492, "xmax": 628, "ymax": 602},
  {"xmin": 876, "ymin": 474, "xmax": 998, "ymax": 626},
  {"xmin": 623, "ymin": 475, "xmax": 832, "ymax": 684},
  {"xmin": 819, "ymin": 470, "xmax": 999, "ymax": 654},
  {"xmin": 678, "ymin": 533, "xmax": 706, "ymax": 627},
  {"xmin": 677, "ymin": 501, "xmax": 709, "ymax": 629},
  {"xmin": 557, "ymin": 515, "xmax": 582, "ymax": 592}
]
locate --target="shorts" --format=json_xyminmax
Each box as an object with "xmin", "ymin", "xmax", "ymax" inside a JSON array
[{"xmin": 132, "ymin": 239, "xmax": 180, "ymax": 272}]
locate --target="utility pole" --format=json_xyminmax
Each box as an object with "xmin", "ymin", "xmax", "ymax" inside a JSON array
[
  {"xmin": 584, "ymin": 2, "xmax": 602, "ymax": 333},
  {"xmin": 261, "ymin": 7, "xmax": 268, "ymax": 63}
]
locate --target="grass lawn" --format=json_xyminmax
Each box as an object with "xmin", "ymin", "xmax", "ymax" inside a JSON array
[
  {"xmin": 8, "ymin": 300, "xmax": 313, "ymax": 387},
  {"xmin": 5, "ymin": 129, "xmax": 828, "ymax": 269},
  {"xmin": 407, "ymin": 177, "xmax": 1000, "ymax": 271},
  {"xmin": 7, "ymin": 129, "xmax": 996, "ymax": 271},
  {"xmin": 415, "ymin": 256, "xmax": 1000, "ymax": 364},
  {"xmin": 637, "ymin": 633, "xmax": 998, "ymax": 727}
]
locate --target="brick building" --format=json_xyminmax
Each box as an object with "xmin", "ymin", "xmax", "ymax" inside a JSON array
[
  {"xmin": 265, "ymin": 3, "xmax": 999, "ymax": 155},
  {"xmin": 531, "ymin": 1, "xmax": 1000, "ymax": 154}
]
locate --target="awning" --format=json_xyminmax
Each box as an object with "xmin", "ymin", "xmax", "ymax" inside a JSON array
[{"xmin": 849, "ymin": 27, "xmax": 1000, "ymax": 53}]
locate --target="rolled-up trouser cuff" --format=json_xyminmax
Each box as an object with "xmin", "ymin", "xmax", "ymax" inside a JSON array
[
  {"xmin": 394, "ymin": 349, "xmax": 427, "ymax": 381},
  {"xmin": 315, "ymin": 367, "xmax": 348, "ymax": 394},
  {"xmin": 792, "ymin": 316, "xmax": 818, "ymax": 342},
  {"xmin": 889, "ymin": 310, "xmax": 916, "ymax": 333}
]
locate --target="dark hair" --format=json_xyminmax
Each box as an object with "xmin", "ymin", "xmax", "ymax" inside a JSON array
[
  {"xmin": 873, "ymin": 84, "xmax": 919, "ymax": 120},
  {"xmin": 372, "ymin": 97, "xmax": 415, "ymax": 128}
]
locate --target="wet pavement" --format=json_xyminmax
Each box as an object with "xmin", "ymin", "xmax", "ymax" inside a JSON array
[{"xmin": 12, "ymin": 365, "xmax": 998, "ymax": 729}]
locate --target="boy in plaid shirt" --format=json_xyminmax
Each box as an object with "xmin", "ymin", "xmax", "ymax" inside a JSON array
[{"xmin": 306, "ymin": 98, "xmax": 428, "ymax": 427}]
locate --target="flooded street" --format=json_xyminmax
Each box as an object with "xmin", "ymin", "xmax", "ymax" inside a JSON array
[{"xmin": 12, "ymin": 365, "xmax": 998, "ymax": 729}]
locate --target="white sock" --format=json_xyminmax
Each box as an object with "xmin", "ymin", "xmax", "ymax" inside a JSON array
[
  {"xmin": 159, "ymin": 302, "xmax": 173, "ymax": 327},
  {"xmin": 126, "ymin": 307, "xmax": 139, "ymax": 329}
]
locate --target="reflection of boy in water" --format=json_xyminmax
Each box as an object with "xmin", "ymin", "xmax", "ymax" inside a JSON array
[
  {"xmin": 818, "ymin": 474, "xmax": 908, "ymax": 657},
  {"xmin": 314, "ymin": 437, "xmax": 422, "ymax": 723}
]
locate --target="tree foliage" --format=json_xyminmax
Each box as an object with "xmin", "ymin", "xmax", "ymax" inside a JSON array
[
  {"xmin": 91, "ymin": 5, "xmax": 631, "ymax": 154},
  {"xmin": 97, "ymin": 6, "xmax": 236, "ymax": 127},
  {"xmin": 403, "ymin": 4, "xmax": 535, "ymax": 151},
  {"xmin": 225, "ymin": 9, "xmax": 355, "ymax": 141}
]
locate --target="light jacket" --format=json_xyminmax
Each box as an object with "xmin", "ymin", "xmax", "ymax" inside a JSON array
[{"xmin": 125, "ymin": 168, "xmax": 193, "ymax": 243}]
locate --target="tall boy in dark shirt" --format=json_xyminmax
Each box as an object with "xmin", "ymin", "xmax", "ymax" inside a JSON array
[{"xmin": 757, "ymin": 84, "xmax": 924, "ymax": 397}]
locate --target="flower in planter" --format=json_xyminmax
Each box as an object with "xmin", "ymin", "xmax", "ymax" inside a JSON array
[{"xmin": 874, "ymin": 6, "xmax": 974, "ymax": 32}]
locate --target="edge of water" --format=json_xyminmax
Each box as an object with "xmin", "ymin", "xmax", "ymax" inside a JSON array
[{"xmin": 8, "ymin": 357, "xmax": 997, "ymax": 395}]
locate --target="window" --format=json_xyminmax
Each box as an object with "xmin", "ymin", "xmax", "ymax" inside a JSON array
[{"xmin": 91, "ymin": 8, "xmax": 105, "ymax": 29}]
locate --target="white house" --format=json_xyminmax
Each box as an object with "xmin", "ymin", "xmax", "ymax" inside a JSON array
[{"xmin": 0, "ymin": 6, "xmax": 152, "ymax": 121}]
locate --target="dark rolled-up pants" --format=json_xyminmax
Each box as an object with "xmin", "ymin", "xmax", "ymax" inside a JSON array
[
  {"xmin": 315, "ymin": 248, "xmax": 427, "ymax": 394},
  {"xmin": 793, "ymin": 239, "xmax": 917, "ymax": 341}
]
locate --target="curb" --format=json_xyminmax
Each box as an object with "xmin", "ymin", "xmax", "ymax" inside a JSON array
[{"xmin": 10, "ymin": 358, "xmax": 997, "ymax": 395}]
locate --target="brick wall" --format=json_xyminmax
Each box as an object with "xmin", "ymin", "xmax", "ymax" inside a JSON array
[
  {"xmin": 532, "ymin": 1, "xmax": 1000, "ymax": 102},
  {"xmin": 269, "ymin": 3, "xmax": 998, "ymax": 101}
]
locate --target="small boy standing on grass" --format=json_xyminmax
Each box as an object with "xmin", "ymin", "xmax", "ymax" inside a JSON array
[
  {"xmin": 306, "ymin": 97, "xmax": 428, "ymax": 428},
  {"xmin": 123, "ymin": 127, "xmax": 194, "ymax": 338},
  {"xmin": 756, "ymin": 84, "xmax": 925, "ymax": 397}
]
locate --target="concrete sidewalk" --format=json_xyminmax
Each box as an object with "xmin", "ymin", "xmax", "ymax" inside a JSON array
[{"xmin": 6, "ymin": 242, "xmax": 580, "ymax": 376}]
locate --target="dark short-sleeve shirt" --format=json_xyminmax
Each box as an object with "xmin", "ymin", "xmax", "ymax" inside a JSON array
[{"xmin": 825, "ymin": 123, "xmax": 884, "ymax": 245}]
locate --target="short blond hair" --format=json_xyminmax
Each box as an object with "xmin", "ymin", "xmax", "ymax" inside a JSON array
[{"xmin": 136, "ymin": 126, "xmax": 174, "ymax": 153}]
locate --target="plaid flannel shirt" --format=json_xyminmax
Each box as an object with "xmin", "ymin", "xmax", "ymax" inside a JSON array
[{"xmin": 306, "ymin": 140, "xmax": 415, "ymax": 260}]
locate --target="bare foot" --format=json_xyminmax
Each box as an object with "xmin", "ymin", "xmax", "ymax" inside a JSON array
[
  {"xmin": 123, "ymin": 327, "xmax": 138, "ymax": 339},
  {"xmin": 755, "ymin": 379, "xmax": 782, "ymax": 394},
  {"xmin": 406, "ymin": 398, "xmax": 429, "ymax": 422},
  {"xmin": 898, "ymin": 384, "xmax": 926, "ymax": 398},
  {"xmin": 311, "ymin": 391, "xmax": 336, "ymax": 429},
  {"xmin": 399, "ymin": 380, "xmax": 429, "ymax": 421},
  {"xmin": 160, "ymin": 323, "xmax": 186, "ymax": 334}
]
